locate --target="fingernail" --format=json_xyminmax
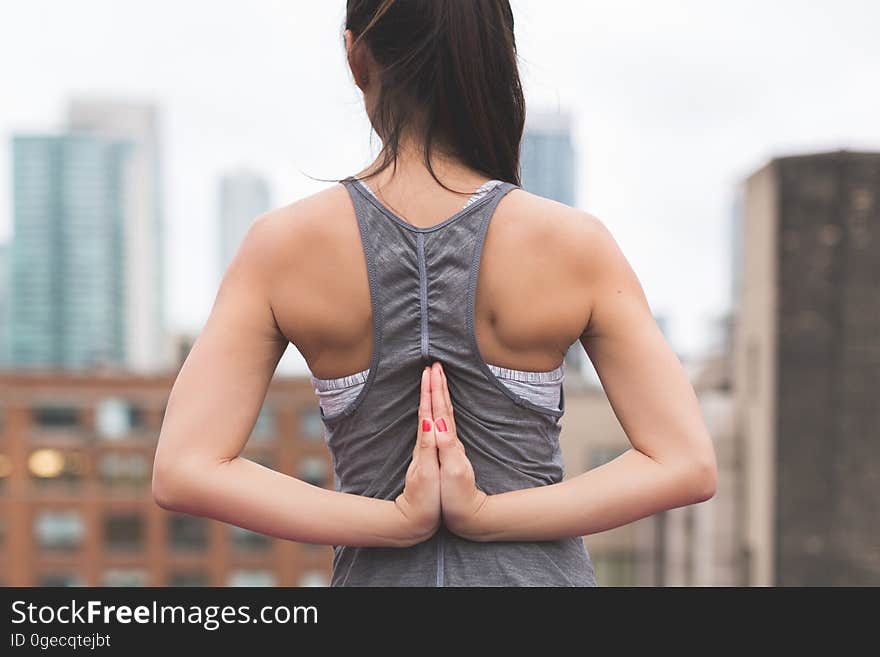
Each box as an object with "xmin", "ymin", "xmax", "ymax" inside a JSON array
[
  {"xmin": 436, "ymin": 418, "xmax": 448, "ymax": 432},
  {"xmin": 422, "ymin": 418, "xmax": 432, "ymax": 432}
]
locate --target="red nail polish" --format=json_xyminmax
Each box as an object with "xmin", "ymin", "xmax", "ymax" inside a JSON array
[
  {"xmin": 436, "ymin": 418, "xmax": 448, "ymax": 432},
  {"xmin": 422, "ymin": 419, "xmax": 432, "ymax": 432}
]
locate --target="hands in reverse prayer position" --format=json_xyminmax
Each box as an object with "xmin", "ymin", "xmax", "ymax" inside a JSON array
[{"xmin": 394, "ymin": 361, "xmax": 489, "ymax": 543}]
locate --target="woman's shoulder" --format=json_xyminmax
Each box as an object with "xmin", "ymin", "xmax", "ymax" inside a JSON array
[
  {"xmin": 207, "ymin": 183, "xmax": 359, "ymax": 330},
  {"xmin": 241, "ymin": 181, "xmax": 620, "ymax": 284},
  {"xmin": 237, "ymin": 182, "xmax": 358, "ymax": 265},
  {"xmin": 257, "ymin": 182, "xmax": 353, "ymax": 242},
  {"xmin": 497, "ymin": 187, "xmax": 618, "ymax": 278}
]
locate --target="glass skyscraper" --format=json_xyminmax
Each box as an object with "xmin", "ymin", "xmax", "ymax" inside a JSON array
[
  {"xmin": 218, "ymin": 170, "xmax": 271, "ymax": 280},
  {"xmin": 520, "ymin": 111, "xmax": 576, "ymax": 207},
  {"xmin": 9, "ymin": 133, "xmax": 131, "ymax": 368},
  {"xmin": 67, "ymin": 98, "xmax": 166, "ymax": 372}
]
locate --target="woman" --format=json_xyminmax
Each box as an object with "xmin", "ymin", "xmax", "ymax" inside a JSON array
[{"xmin": 152, "ymin": 0, "xmax": 717, "ymax": 587}]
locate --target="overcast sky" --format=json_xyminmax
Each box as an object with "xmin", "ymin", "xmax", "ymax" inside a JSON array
[{"xmin": 1, "ymin": 0, "xmax": 878, "ymax": 373}]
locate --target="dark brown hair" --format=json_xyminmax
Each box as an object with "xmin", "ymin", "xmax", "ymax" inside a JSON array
[{"xmin": 341, "ymin": 0, "xmax": 525, "ymax": 191}]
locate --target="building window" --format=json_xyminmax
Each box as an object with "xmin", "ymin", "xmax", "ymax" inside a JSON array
[
  {"xmin": 298, "ymin": 569, "xmax": 329, "ymax": 587},
  {"xmin": 96, "ymin": 397, "xmax": 146, "ymax": 440},
  {"xmin": 227, "ymin": 570, "xmax": 276, "ymax": 587},
  {"xmin": 103, "ymin": 512, "xmax": 145, "ymax": 552},
  {"xmin": 32, "ymin": 404, "xmax": 79, "ymax": 429},
  {"xmin": 34, "ymin": 510, "xmax": 85, "ymax": 551},
  {"xmin": 250, "ymin": 404, "xmax": 276, "ymax": 441},
  {"xmin": 168, "ymin": 514, "xmax": 209, "ymax": 552},
  {"xmin": 102, "ymin": 569, "xmax": 148, "ymax": 587},
  {"xmin": 298, "ymin": 457, "xmax": 329, "ymax": 487},
  {"xmin": 230, "ymin": 525, "xmax": 271, "ymax": 553},
  {"xmin": 28, "ymin": 449, "xmax": 86, "ymax": 488},
  {"xmin": 98, "ymin": 452, "xmax": 150, "ymax": 489},
  {"xmin": 39, "ymin": 572, "xmax": 86, "ymax": 587},
  {"xmin": 298, "ymin": 408, "xmax": 324, "ymax": 441},
  {"xmin": 168, "ymin": 571, "xmax": 210, "ymax": 587}
]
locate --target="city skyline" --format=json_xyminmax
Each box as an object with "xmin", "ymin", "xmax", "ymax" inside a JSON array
[
  {"xmin": 1, "ymin": 0, "xmax": 879, "ymax": 369},
  {"xmin": 0, "ymin": 1, "xmax": 877, "ymax": 589}
]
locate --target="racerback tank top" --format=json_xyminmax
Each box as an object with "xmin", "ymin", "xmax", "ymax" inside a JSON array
[
  {"xmin": 321, "ymin": 175, "xmax": 597, "ymax": 586},
  {"xmin": 311, "ymin": 178, "xmax": 567, "ymax": 417}
]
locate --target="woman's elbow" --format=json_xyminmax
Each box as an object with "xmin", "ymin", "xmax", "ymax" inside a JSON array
[
  {"xmin": 152, "ymin": 454, "xmax": 196, "ymax": 511},
  {"xmin": 686, "ymin": 449, "xmax": 718, "ymax": 503},
  {"xmin": 152, "ymin": 458, "xmax": 177, "ymax": 510}
]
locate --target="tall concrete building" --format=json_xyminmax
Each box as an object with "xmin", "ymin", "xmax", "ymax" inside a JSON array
[
  {"xmin": 67, "ymin": 98, "xmax": 166, "ymax": 372},
  {"xmin": 520, "ymin": 111, "xmax": 586, "ymax": 374},
  {"xmin": 9, "ymin": 134, "xmax": 131, "ymax": 369},
  {"xmin": 734, "ymin": 150, "xmax": 880, "ymax": 586},
  {"xmin": 218, "ymin": 170, "xmax": 271, "ymax": 277}
]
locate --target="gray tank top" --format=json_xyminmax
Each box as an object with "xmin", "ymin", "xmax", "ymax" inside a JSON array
[
  {"xmin": 311, "ymin": 178, "xmax": 567, "ymax": 416},
  {"xmin": 320, "ymin": 175, "xmax": 597, "ymax": 586}
]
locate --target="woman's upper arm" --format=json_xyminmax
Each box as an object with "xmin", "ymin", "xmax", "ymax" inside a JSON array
[
  {"xmin": 154, "ymin": 210, "xmax": 290, "ymax": 490},
  {"xmin": 575, "ymin": 213, "xmax": 716, "ymax": 480}
]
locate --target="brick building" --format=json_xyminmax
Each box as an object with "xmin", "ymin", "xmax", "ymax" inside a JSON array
[{"xmin": 0, "ymin": 370, "xmax": 333, "ymax": 586}]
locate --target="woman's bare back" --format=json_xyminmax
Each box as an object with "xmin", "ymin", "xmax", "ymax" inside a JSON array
[{"xmin": 267, "ymin": 179, "xmax": 594, "ymax": 382}]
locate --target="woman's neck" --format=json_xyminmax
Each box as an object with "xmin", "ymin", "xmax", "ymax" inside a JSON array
[{"xmin": 356, "ymin": 136, "xmax": 491, "ymax": 197}]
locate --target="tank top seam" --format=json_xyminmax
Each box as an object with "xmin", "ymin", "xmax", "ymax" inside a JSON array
[
  {"xmin": 417, "ymin": 232, "xmax": 430, "ymax": 362},
  {"xmin": 318, "ymin": 180, "xmax": 384, "ymax": 424},
  {"xmin": 436, "ymin": 531, "xmax": 445, "ymax": 587},
  {"xmin": 346, "ymin": 175, "xmax": 503, "ymax": 234},
  {"xmin": 465, "ymin": 182, "xmax": 566, "ymax": 420}
]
